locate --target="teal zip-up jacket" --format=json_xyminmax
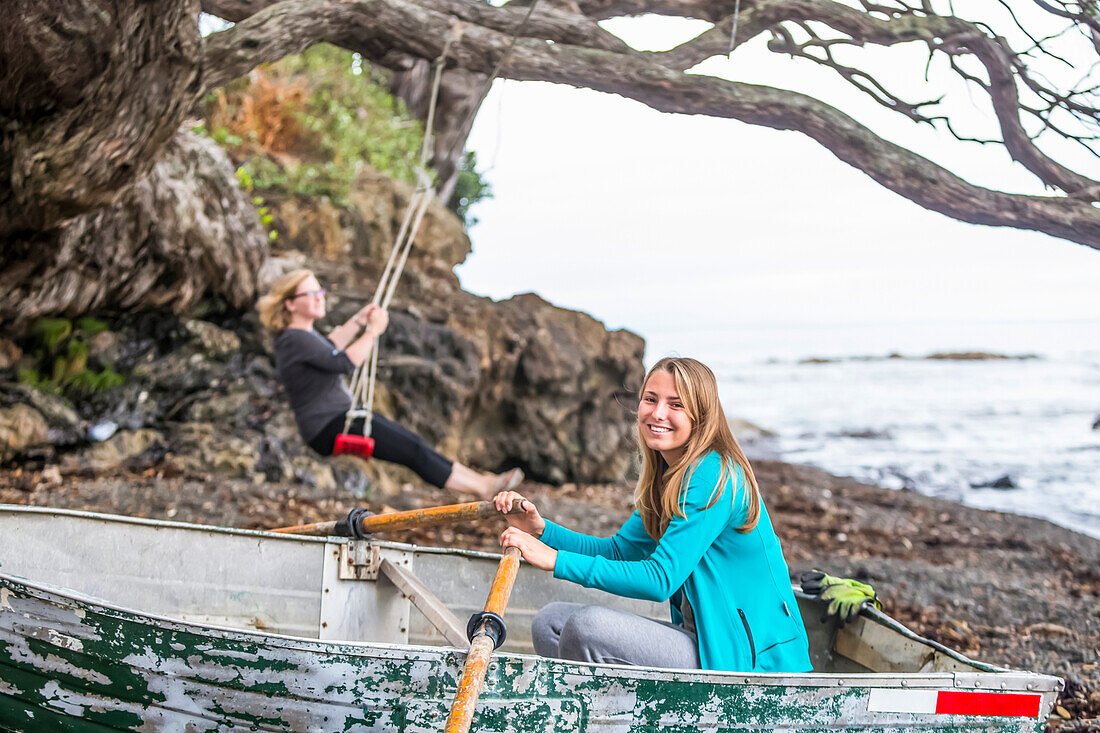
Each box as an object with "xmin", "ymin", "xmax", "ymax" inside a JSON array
[{"xmin": 543, "ymin": 451, "xmax": 812, "ymax": 673}]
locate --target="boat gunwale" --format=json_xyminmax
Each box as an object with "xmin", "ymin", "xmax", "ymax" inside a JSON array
[
  {"xmin": 0, "ymin": 503, "xmax": 523, "ymax": 559},
  {"xmin": 0, "ymin": 570, "xmax": 1062, "ymax": 693}
]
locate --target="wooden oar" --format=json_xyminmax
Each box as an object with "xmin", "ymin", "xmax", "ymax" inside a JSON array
[
  {"xmin": 268, "ymin": 500, "xmax": 524, "ymax": 536},
  {"xmin": 445, "ymin": 546, "xmax": 522, "ymax": 733}
]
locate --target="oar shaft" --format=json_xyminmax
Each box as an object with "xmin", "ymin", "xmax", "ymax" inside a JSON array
[
  {"xmin": 362, "ymin": 501, "xmax": 509, "ymax": 534},
  {"xmin": 484, "ymin": 546, "xmax": 521, "ymax": 615},
  {"xmin": 269, "ymin": 500, "xmax": 522, "ymax": 536},
  {"xmin": 445, "ymin": 546, "xmax": 522, "ymax": 733},
  {"xmin": 444, "ymin": 635, "xmax": 496, "ymax": 733},
  {"xmin": 269, "ymin": 520, "xmax": 338, "ymax": 535}
]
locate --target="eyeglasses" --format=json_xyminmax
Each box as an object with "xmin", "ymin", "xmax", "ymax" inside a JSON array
[{"xmin": 287, "ymin": 288, "xmax": 326, "ymax": 300}]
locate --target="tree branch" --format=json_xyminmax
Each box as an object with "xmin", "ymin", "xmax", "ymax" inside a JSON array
[
  {"xmin": 205, "ymin": 0, "xmax": 1100, "ymax": 202},
  {"xmin": 661, "ymin": 0, "xmax": 1100, "ymax": 198},
  {"xmin": 9, "ymin": 0, "xmax": 1097, "ymax": 249},
  {"xmin": 201, "ymin": 0, "xmax": 1100, "ymax": 250}
]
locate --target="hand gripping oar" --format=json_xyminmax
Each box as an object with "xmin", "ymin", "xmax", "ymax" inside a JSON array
[
  {"xmin": 268, "ymin": 500, "xmax": 524, "ymax": 537},
  {"xmin": 445, "ymin": 545, "xmax": 522, "ymax": 733}
]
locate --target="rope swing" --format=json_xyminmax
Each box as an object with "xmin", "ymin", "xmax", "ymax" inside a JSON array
[
  {"xmin": 333, "ymin": 38, "xmax": 453, "ymax": 459},
  {"xmin": 334, "ymin": 7, "xmax": 539, "ymax": 462}
]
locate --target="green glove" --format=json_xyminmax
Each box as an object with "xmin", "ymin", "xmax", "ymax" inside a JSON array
[{"xmin": 800, "ymin": 570, "xmax": 881, "ymax": 627}]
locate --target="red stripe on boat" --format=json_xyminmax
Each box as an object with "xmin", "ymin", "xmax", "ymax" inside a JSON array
[{"xmin": 935, "ymin": 691, "xmax": 1042, "ymax": 717}]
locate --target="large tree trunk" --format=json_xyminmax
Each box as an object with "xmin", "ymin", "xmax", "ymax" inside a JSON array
[
  {"xmin": 0, "ymin": 131, "xmax": 267, "ymax": 328},
  {"xmin": 390, "ymin": 58, "xmax": 488, "ymax": 202},
  {"xmin": 0, "ymin": 0, "xmax": 204, "ymax": 240}
]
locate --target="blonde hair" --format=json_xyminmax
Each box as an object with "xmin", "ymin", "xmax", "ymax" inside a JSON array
[
  {"xmin": 256, "ymin": 269, "xmax": 313, "ymax": 331},
  {"xmin": 634, "ymin": 356, "xmax": 761, "ymax": 538}
]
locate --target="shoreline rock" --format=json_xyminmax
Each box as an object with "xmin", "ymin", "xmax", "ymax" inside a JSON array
[{"xmin": 798, "ymin": 351, "xmax": 1041, "ymax": 364}]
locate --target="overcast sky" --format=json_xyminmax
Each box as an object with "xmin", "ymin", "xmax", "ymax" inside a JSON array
[{"xmin": 454, "ymin": 14, "xmax": 1100, "ymax": 345}]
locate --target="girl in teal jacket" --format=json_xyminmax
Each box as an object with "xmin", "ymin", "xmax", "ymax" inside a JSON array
[{"xmin": 495, "ymin": 356, "xmax": 812, "ymax": 673}]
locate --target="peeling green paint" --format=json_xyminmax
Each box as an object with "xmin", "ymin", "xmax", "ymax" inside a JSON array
[{"xmin": 0, "ymin": 575, "xmax": 1054, "ymax": 732}]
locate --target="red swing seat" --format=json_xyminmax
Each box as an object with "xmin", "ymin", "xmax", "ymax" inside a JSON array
[{"xmin": 333, "ymin": 433, "xmax": 375, "ymax": 459}]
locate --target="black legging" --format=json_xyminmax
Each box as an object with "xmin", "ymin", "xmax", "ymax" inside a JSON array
[{"xmin": 308, "ymin": 413, "xmax": 454, "ymax": 489}]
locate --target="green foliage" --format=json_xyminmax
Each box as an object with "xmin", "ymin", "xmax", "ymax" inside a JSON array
[
  {"xmin": 66, "ymin": 367, "xmax": 126, "ymax": 397},
  {"xmin": 31, "ymin": 318, "xmax": 72, "ymax": 353},
  {"xmin": 447, "ymin": 151, "xmax": 494, "ymax": 227},
  {"xmin": 20, "ymin": 317, "xmax": 126, "ymax": 399},
  {"xmin": 235, "ymin": 171, "xmax": 278, "ymax": 242},
  {"xmin": 18, "ymin": 368, "xmax": 60, "ymax": 395},
  {"xmin": 75, "ymin": 317, "xmax": 109, "ymax": 336},
  {"xmin": 203, "ymin": 44, "xmax": 426, "ymax": 207}
]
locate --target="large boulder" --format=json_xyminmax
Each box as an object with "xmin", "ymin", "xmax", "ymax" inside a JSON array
[
  {"xmin": 0, "ymin": 404, "xmax": 49, "ymax": 460},
  {"xmin": 460, "ymin": 293, "xmax": 643, "ymax": 484},
  {"xmin": 61, "ymin": 429, "xmax": 165, "ymax": 475}
]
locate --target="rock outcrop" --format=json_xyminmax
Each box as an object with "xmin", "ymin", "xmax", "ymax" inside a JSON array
[
  {"xmin": 0, "ymin": 404, "xmax": 49, "ymax": 461},
  {"xmin": 0, "ymin": 151, "xmax": 644, "ymax": 487},
  {"xmin": 263, "ymin": 166, "xmax": 644, "ymax": 484}
]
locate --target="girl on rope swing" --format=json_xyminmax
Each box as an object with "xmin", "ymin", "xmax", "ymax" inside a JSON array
[
  {"xmin": 493, "ymin": 356, "xmax": 811, "ymax": 672},
  {"xmin": 258, "ymin": 269, "xmax": 522, "ymax": 501}
]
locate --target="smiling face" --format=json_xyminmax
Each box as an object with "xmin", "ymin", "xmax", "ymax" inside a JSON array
[
  {"xmin": 284, "ymin": 274, "xmax": 327, "ymax": 325},
  {"xmin": 638, "ymin": 369, "xmax": 693, "ymax": 465}
]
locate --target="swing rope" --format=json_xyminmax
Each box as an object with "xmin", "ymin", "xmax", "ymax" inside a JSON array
[
  {"xmin": 343, "ymin": 36, "xmax": 452, "ymax": 437},
  {"xmin": 728, "ymin": 0, "xmax": 742, "ymax": 55},
  {"xmin": 343, "ymin": 5, "xmax": 541, "ymax": 442}
]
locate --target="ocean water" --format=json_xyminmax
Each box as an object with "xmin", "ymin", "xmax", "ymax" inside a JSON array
[{"xmin": 643, "ymin": 319, "xmax": 1100, "ymax": 539}]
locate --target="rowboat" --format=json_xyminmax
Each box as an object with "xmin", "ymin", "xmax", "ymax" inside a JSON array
[{"xmin": 0, "ymin": 504, "xmax": 1061, "ymax": 731}]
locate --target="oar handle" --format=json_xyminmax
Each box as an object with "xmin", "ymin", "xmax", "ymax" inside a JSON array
[
  {"xmin": 445, "ymin": 546, "xmax": 522, "ymax": 733},
  {"xmin": 268, "ymin": 500, "xmax": 526, "ymax": 536}
]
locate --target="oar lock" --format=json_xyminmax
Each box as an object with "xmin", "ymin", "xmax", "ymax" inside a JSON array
[
  {"xmin": 335, "ymin": 507, "xmax": 375, "ymax": 539},
  {"xmin": 466, "ymin": 611, "xmax": 508, "ymax": 650}
]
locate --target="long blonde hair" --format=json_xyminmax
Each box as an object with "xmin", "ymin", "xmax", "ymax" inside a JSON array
[
  {"xmin": 634, "ymin": 357, "xmax": 761, "ymax": 538},
  {"xmin": 256, "ymin": 269, "xmax": 313, "ymax": 331}
]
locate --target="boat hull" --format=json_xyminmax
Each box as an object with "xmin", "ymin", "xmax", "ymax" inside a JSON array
[
  {"xmin": 0, "ymin": 505, "xmax": 1060, "ymax": 731},
  {"xmin": 1, "ymin": 575, "xmax": 1055, "ymax": 732}
]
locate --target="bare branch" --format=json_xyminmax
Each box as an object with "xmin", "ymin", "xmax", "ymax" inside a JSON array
[
  {"xmin": 765, "ymin": 23, "xmax": 942, "ymax": 123},
  {"xmin": 202, "ymin": 0, "xmax": 633, "ymax": 91}
]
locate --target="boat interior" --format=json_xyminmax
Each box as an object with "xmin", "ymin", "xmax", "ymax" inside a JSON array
[{"xmin": 0, "ymin": 505, "xmax": 999, "ymax": 677}]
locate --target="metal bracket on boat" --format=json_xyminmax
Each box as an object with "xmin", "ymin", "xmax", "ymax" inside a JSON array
[
  {"xmin": 338, "ymin": 541, "xmax": 381, "ymax": 580},
  {"xmin": 467, "ymin": 611, "xmax": 507, "ymax": 649}
]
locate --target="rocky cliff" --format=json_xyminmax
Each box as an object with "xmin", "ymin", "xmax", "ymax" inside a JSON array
[{"xmin": 0, "ymin": 132, "xmax": 644, "ymax": 490}]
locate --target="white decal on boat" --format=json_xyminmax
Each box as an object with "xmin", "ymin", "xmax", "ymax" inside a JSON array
[{"xmin": 867, "ymin": 688, "xmax": 1043, "ymax": 717}]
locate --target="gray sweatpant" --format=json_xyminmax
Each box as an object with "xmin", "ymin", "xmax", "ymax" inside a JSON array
[{"xmin": 531, "ymin": 602, "xmax": 701, "ymax": 668}]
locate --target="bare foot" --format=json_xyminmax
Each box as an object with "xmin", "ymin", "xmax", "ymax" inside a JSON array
[{"xmin": 482, "ymin": 467, "xmax": 524, "ymax": 501}]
